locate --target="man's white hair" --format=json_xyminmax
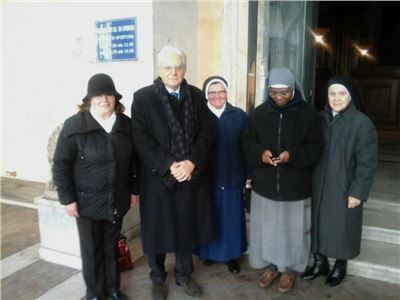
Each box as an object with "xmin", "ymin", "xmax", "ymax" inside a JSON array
[{"xmin": 157, "ymin": 45, "xmax": 187, "ymax": 67}]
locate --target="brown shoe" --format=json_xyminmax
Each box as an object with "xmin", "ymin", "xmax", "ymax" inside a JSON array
[
  {"xmin": 176, "ymin": 278, "xmax": 203, "ymax": 298},
  {"xmin": 258, "ymin": 269, "xmax": 280, "ymax": 288},
  {"xmin": 278, "ymin": 272, "xmax": 295, "ymax": 293},
  {"xmin": 151, "ymin": 282, "xmax": 167, "ymax": 300}
]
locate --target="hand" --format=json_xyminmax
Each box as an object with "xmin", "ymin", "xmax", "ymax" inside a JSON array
[
  {"xmin": 169, "ymin": 161, "xmax": 181, "ymax": 181},
  {"xmin": 348, "ymin": 196, "xmax": 362, "ymax": 208},
  {"xmin": 275, "ymin": 151, "xmax": 290, "ymax": 164},
  {"xmin": 170, "ymin": 161, "xmax": 180, "ymax": 172},
  {"xmin": 130, "ymin": 194, "xmax": 139, "ymax": 208},
  {"xmin": 65, "ymin": 202, "xmax": 79, "ymax": 217},
  {"xmin": 170, "ymin": 160, "xmax": 195, "ymax": 182},
  {"xmin": 261, "ymin": 149, "xmax": 276, "ymax": 166}
]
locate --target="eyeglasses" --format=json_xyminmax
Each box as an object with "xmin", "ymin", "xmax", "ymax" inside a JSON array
[
  {"xmin": 268, "ymin": 89, "xmax": 292, "ymax": 98},
  {"xmin": 161, "ymin": 65, "xmax": 184, "ymax": 72},
  {"xmin": 208, "ymin": 90, "xmax": 227, "ymax": 97}
]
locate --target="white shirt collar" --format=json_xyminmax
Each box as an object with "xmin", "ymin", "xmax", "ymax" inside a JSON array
[
  {"xmin": 89, "ymin": 108, "xmax": 117, "ymax": 133},
  {"xmin": 207, "ymin": 102, "xmax": 226, "ymax": 118}
]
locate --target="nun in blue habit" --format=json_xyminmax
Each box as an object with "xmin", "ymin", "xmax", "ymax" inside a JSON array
[{"xmin": 198, "ymin": 76, "xmax": 248, "ymax": 274}]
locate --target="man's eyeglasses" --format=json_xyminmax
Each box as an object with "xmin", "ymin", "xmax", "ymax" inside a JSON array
[
  {"xmin": 208, "ymin": 90, "xmax": 227, "ymax": 97},
  {"xmin": 268, "ymin": 89, "xmax": 292, "ymax": 98},
  {"xmin": 161, "ymin": 65, "xmax": 184, "ymax": 72}
]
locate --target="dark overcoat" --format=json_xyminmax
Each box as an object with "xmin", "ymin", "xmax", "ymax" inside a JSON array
[
  {"xmin": 242, "ymin": 96, "xmax": 324, "ymax": 201},
  {"xmin": 53, "ymin": 111, "xmax": 138, "ymax": 221},
  {"xmin": 311, "ymin": 104, "xmax": 378, "ymax": 259},
  {"xmin": 131, "ymin": 82, "xmax": 215, "ymax": 254}
]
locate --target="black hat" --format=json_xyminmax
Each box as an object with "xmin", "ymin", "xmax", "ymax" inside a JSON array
[{"xmin": 82, "ymin": 73, "xmax": 122, "ymax": 103}]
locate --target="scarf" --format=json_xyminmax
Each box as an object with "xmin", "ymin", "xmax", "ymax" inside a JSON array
[{"xmin": 153, "ymin": 77, "xmax": 195, "ymax": 160}]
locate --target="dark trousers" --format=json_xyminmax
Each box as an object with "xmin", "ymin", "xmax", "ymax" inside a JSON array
[
  {"xmin": 76, "ymin": 217, "xmax": 122, "ymax": 299},
  {"xmin": 148, "ymin": 251, "xmax": 193, "ymax": 284}
]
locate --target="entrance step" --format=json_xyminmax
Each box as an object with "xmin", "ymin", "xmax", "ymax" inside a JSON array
[
  {"xmin": 363, "ymin": 225, "xmax": 400, "ymax": 245},
  {"xmin": 366, "ymin": 193, "xmax": 400, "ymax": 212},
  {"xmin": 378, "ymin": 145, "xmax": 400, "ymax": 163},
  {"xmin": 356, "ymin": 191, "xmax": 400, "ymax": 284},
  {"xmin": 349, "ymin": 240, "xmax": 400, "ymax": 285},
  {"xmin": 363, "ymin": 204, "xmax": 400, "ymax": 245}
]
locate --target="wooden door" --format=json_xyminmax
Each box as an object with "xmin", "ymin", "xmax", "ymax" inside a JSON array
[{"xmin": 354, "ymin": 68, "xmax": 400, "ymax": 151}]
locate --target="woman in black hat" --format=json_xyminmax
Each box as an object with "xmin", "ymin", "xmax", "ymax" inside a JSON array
[
  {"xmin": 302, "ymin": 77, "xmax": 378, "ymax": 286},
  {"xmin": 53, "ymin": 73, "xmax": 139, "ymax": 300}
]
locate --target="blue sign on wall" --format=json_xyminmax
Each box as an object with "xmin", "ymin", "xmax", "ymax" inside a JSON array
[{"xmin": 96, "ymin": 17, "xmax": 137, "ymax": 62}]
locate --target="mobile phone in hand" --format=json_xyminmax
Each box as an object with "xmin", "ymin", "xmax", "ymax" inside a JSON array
[{"xmin": 271, "ymin": 157, "xmax": 280, "ymax": 161}]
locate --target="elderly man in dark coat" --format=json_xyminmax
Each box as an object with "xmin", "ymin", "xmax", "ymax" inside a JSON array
[
  {"xmin": 131, "ymin": 45, "xmax": 215, "ymax": 300},
  {"xmin": 302, "ymin": 77, "xmax": 378, "ymax": 287}
]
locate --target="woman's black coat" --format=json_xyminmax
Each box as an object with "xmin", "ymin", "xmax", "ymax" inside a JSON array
[
  {"xmin": 242, "ymin": 99, "xmax": 324, "ymax": 201},
  {"xmin": 131, "ymin": 83, "xmax": 215, "ymax": 254},
  {"xmin": 53, "ymin": 111, "xmax": 138, "ymax": 221}
]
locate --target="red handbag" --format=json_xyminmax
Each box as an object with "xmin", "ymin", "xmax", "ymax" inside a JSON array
[{"xmin": 117, "ymin": 234, "xmax": 133, "ymax": 271}]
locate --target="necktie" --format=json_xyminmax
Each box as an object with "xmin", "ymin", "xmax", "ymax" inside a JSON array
[{"xmin": 171, "ymin": 92, "xmax": 179, "ymax": 100}]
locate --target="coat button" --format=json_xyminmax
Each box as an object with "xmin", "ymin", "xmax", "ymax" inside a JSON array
[
  {"xmin": 221, "ymin": 186, "xmax": 225, "ymax": 190},
  {"xmin": 80, "ymin": 156, "xmax": 84, "ymax": 159}
]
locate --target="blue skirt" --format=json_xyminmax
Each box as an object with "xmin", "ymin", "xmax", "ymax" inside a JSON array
[{"xmin": 198, "ymin": 188, "xmax": 247, "ymax": 262}]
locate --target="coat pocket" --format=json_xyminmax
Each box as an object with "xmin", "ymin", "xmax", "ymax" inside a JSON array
[{"xmin": 77, "ymin": 191, "xmax": 113, "ymax": 221}]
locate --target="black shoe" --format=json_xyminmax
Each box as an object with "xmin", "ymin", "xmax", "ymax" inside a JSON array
[
  {"xmin": 203, "ymin": 259, "xmax": 214, "ymax": 266},
  {"xmin": 176, "ymin": 278, "xmax": 203, "ymax": 298},
  {"xmin": 151, "ymin": 282, "xmax": 167, "ymax": 300},
  {"xmin": 325, "ymin": 259, "xmax": 347, "ymax": 287},
  {"xmin": 301, "ymin": 253, "xmax": 329, "ymax": 280},
  {"xmin": 109, "ymin": 292, "xmax": 128, "ymax": 300},
  {"xmin": 226, "ymin": 260, "xmax": 240, "ymax": 274}
]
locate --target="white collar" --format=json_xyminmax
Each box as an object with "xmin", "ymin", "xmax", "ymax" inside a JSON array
[
  {"xmin": 89, "ymin": 108, "xmax": 116, "ymax": 133},
  {"xmin": 207, "ymin": 102, "xmax": 226, "ymax": 118}
]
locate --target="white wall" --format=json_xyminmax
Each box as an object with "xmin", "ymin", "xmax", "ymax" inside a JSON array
[
  {"xmin": 153, "ymin": 1, "xmax": 198, "ymax": 85},
  {"xmin": 2, "ymin": 1, "xmax": 154, "ymax": 182}
]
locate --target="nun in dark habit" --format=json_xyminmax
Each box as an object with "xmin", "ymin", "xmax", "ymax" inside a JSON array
[
  {"xmin": 302, "ymin": 77, "xmax": 378, "ymax": 287},
  {"xmin": 242, "ymin": 67, "xmax": 324, "ymax": 293}
]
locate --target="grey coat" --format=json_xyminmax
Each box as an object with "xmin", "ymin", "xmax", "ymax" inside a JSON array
[{"xmin": 311, "ymin": 104, "xmax": 378, "ymax": 259}]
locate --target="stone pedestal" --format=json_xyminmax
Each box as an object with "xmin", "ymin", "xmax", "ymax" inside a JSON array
[{"xmin": 34, "ymin": 196, "xmax": 140, "ymax": 270}]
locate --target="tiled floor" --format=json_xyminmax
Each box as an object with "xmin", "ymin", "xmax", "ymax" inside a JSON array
[
  {"xmin": 1, "ymin": 204, "xmax": 40, "ymax": 258},
  {"xmin": 3, "ymin": 236, "xmax": 400, "ymax": 300},
  {"xmin": 121, "ymin": 254, "xmax": 400, "ymax": 300},
  {"xmin": 2, "ymin": 260, "xmax": 79, "ymax": 300}
]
